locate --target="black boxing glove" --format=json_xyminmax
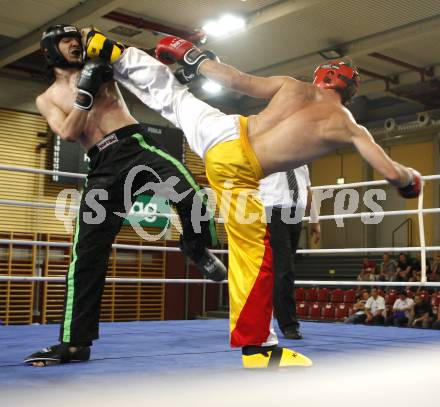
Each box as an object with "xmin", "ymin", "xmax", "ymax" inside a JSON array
[
  {"xmin": 74, "ymin": 59, "xmax": 113, "ymax": 111},
  {"xmin": 174, "ymin": 67, "xmax": 195, "ymax": 84},
  {"xmin": 398, "ymin": 168, "xmax": 422, "ymax": 199}
]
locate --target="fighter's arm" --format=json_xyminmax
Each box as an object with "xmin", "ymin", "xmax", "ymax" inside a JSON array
[
  {"xmin": 36, "ymin": 94, "xmax": 87, "ymax": 142},
  {"xmin": 348, "ymin": 121, "xmax": 414, "ymax": 188},
  {"xmin": 36, "ymin": 60, "xmax": 113, "ymax": 141},
  {"xmin": 199, "ymin": 59, "xmax": 295, "ymax": 99},
  {"xmin": 154, "ymin": 35, "xmax": 295, "ymax": 99}
]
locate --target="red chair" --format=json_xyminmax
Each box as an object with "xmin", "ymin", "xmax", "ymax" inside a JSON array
[
  {"xmin": 317, "ymin": 288, "xmax": 330, "ymax": 302},
  {"xmin": 322, "ymin": 303, "xmax": 335, "ymax": 320},
  {"xmin": 335, "ymin": 303, "xmax": 349, "ymax": 320},
  {"xmin": 343, "ymin": 289, "xmax": 356, "ymax": 303},
  {"xmin": 309, "ymin": 302, "xmax": 322, "ymax": 320},
  {"xmin": 331, "ymin": 288, "xmax": 344, "ymax": 303},
  {"xmin": 295, "ymin": 287, "xmax": 305, "ymax": 302},
  {"xmin": 305, "ymin": 288, "xmax": 318, "ymax": 302},
  {"xmin": 296, "ymin": 302, "xmax": 309, "ymax": 319}
]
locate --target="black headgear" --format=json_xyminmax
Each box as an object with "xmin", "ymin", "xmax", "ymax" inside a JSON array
[{"xmin": 40, "ymin": 24, "xmax": 83, "ymax": 68}]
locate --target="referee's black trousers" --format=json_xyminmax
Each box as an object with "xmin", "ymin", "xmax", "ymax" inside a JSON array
[{"xmin": 268, "ymin": 207, "xmax": 302, "ymax": 334}]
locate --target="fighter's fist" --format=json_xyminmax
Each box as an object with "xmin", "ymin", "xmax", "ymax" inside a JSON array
[
  {"xmin": 83, "ymin": 27, "xmax": 124, "ymax": 63},
  {"xmin": 155, "ymin": 36, "xmax": 194, "ymax": 65},
  {"xmin": 398, "ymin": 168, "xmax": 422, "ymax": 199},
  {"xmin": 74, "ymin": 59, "xmax": 113, "ymax": 111},
  {"xmin": 155, "ymin": 35, "xmax": 218, "ymax": 80}
]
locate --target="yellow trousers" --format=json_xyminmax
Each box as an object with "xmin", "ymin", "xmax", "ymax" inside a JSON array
[{"xmin": 205, "ymin": 117, "xmax": 274, "ymax": 347}]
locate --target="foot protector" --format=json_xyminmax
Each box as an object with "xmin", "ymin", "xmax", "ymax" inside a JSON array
[
  {"xmin": 242, "ymin": 346, "xmax": 312, "ymax": 369},
  {"xmin": 195, "ymin": 248, "xmax": 227, "ymax": 282},
  {"xmin": 24, "ymin": 343, "xmax": 90, "ymax": 366}
]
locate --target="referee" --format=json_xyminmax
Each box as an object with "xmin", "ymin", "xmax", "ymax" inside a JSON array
[{"xmin": 259, "ymin": 166, "xmax": 320, "ymax": 339}]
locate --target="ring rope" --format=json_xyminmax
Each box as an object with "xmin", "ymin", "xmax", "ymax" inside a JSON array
[
  {"xmin": 0, "ymin": 238, "xmax": 438, "ymax": 254},
  {"xmin": 1, "ymin": 198, "xmax": 440, "ymax": 223},
  {"xmin": 1, "ymin": 164, "xmax": 439, "ymax": 189},
  {"xmin": 0, "ymin": 275, "xmax": 439, "ymax": 287}
]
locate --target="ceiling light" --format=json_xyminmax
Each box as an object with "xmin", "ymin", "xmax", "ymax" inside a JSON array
[
  {"xmin": 319, "ymin": 48, "xmax": 345, "ymax": 60},
  {"xmin": 336, "ymin": 177, "xmax": 345, "ymax": 185},
  {"xmin": 202, "ymin": 14, "xmax": 246, "ymax": 37},
  {"xmin": 202, "ymin": 80, "xmax": 222, "ymax": 94}
]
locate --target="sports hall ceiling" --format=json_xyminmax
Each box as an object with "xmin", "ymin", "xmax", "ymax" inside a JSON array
[{"xmin": 1, "ymin": 0, "xmax": 440, "ymax": 125}]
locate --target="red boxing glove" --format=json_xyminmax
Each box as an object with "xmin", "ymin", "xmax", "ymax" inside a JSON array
[
  {"xmin": 398, "ymin": 168, "xmax": 422, "ymax": 199},
  {"xmin": 155, "ymin": 35, "xmax": 218, "ymax": 81},
  {"xmin": 155, "ymin": 36, "xmax": 194, "ymax": 65}
]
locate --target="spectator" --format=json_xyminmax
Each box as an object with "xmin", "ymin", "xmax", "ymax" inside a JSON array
[
  {"xmin": 432, "ymin": 302, "xmax": 440, "ymax": 330},
  {"xmin": 385, "ymin": 291, "xmax": 414, "ymax": 327},
  {"xmin": 365, "ymin": 288, "xmax": 386, "ymax": 325},
  {"xmin": 378, "ymin": 253, "xmax": 397, "ymax": 282},
  {"xmin": 429, "ymin": 254, "xmax": 440, "ymax": 282},
  {"xmin": 358, "ymin": 257, "xmax": 376, "ymax": 282},
  {"xmin": 410, "ymin": 295, "xmax": 433, "ymax": 329},
  {"xmin": 395, "ymin": 253, "xmax": 412, "ymax": 282},
  {"xmin": 410, "ymin": 253, "xmax": 431, "ymax": 283},
  {"xmin": 345, "ymin": 291, "xmax": 370, "ymax": 324}
]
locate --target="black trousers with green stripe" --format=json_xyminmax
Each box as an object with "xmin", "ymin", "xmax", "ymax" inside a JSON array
[{"xmin": 60, "ymin": 124, "xmax": 217, "ymax": 346}]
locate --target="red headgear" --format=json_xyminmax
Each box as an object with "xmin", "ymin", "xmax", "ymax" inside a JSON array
[{"xmin": 313, "ymin": 61, "xmax": 360, "ymax": 104}]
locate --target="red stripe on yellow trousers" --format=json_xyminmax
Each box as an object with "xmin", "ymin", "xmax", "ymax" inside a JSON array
[{"xmin": 230, "ymin": 227, "xmax": 274, "ymax": 347}]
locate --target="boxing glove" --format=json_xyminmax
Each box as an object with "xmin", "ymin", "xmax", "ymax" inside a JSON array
[
  {"xmin": 74, "ymin": 59, "xmax": 113, "ymax": 111},
  {"xmin": 398, "ymin": 168, "xmax": 422, "ymax": 199},
  {"xmin": 155, "ymin": 36, "xmax": 218, "ymax": 80},
  {"xmin": 84, "ymin": 28, "xmax": 124, "ymax": 63}
]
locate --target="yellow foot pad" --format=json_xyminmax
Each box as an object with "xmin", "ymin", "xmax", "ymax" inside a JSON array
[{"xmin": 242, "ymin": 347, "xmax": 313, "ymax": 369}]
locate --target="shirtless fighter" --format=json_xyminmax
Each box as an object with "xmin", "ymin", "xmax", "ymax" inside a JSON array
[
  {"xmin": 24, "ymin": 25, "xmax": 226, "ymax": 366},
  {"xmin": 83, "ymin": 31, "xmax": 421, "ymax": 369}
]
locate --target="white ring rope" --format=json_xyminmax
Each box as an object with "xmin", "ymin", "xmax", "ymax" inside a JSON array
[
  {"xmin": 0, "ymin": 239, "xmax": 229, "ymax": 254},
  {"xmin": 0, "ymin": 238, "xmax": 439, "ymax": 254},
  {"xmin": 1, "ymin": 198, "xmax": 440, "ymax": 223},
  {"xmin": 0, "ymin": 164, "xmax": 86, "ymax": 179},
  {"xmin": 310, "ymin": 174, "xmax": 440, "ymax": 190},
  {"xmin": 1, "ymin": 275, "xmax": 439, "ymax": 287},
  {"xmin": 1, "ymin": 164, "xmax": 440, "ymax": 188},
  {"xmin": 0, "ymin": 276, "xmax": 226, "ymax": 284}
]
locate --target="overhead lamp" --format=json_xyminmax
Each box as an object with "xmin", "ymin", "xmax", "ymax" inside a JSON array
[
  {"xmin": 202, "ymin": 80, "xmax": 222, "ymax": 94},
  {"xmin": 319, "ymin": 48, "xmax": 345, "ymax": 60},
  {"xmin": 202, "ymin": 14, "xmax": 246, "ymax": 38}
]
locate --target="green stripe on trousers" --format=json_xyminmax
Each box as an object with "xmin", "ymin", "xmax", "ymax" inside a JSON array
[
  {"xmin": 132, "ymin": 133, "xmax": 218, "ymax": 246},
  {"xmin": 62, "ymin": 212, "xmax": 81, "ymax": 343}
]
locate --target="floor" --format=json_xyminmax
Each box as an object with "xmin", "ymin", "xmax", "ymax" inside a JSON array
[{"xmin": 1, "ymin": 320, "xmax": 439, "ymax": 406}]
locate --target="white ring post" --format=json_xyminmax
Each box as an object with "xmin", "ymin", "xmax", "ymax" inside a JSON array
[{"xmin": 418, "ymin": 182, "xmax": 427, "ymax": 283}]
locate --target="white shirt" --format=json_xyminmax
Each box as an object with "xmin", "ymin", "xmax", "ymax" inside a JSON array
[
  {"xmin": 392, "ymin": 298, "xmax": 415, "ymax": 318},
  {"xmin": 365, "ymin": 296, "xmax": 386, "ymax": 316},
  {"xmin": 259, "ymin": 165, "xmax": 311, "ymax": 209}
]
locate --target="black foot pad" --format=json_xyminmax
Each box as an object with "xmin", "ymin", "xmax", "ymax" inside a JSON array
[
  {"xmin": 196, "ymin": 249, "xmax": 227, "ymax": 282},
  {"xmin": 24, "ymin": 343, "xmax": 90, "ymax": 366}
]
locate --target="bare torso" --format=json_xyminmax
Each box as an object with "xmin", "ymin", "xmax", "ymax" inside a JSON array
[
  {"xmin": 247, "ymin": 80, "xmax": 354, "ymax": 174},
  {"xmin": 42, "ymin": 71, "xmax": 137, "ymax": 150}
]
